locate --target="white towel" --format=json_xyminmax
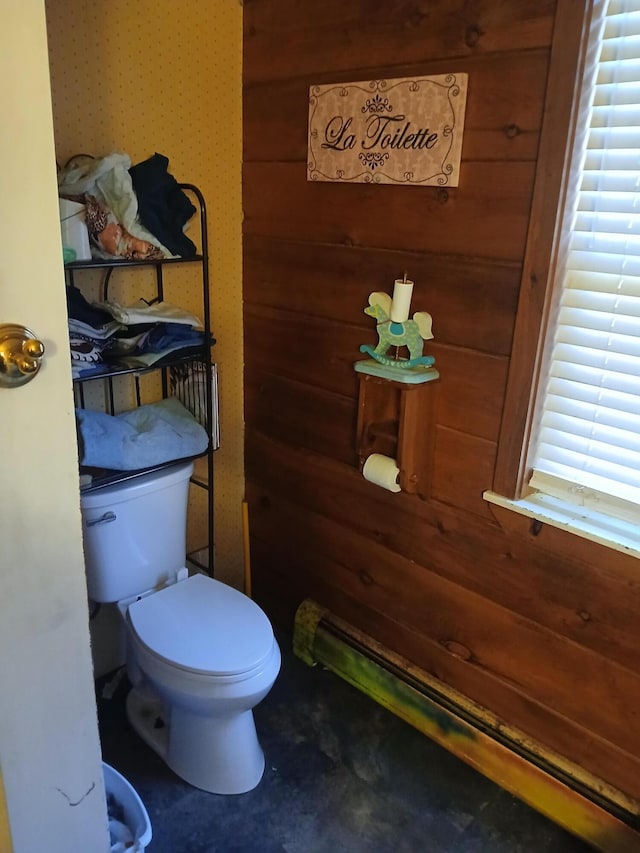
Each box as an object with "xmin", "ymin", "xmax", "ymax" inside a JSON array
[{"xmin": 95, "ymin": 299, "xmax": 203, "ymax": 329}]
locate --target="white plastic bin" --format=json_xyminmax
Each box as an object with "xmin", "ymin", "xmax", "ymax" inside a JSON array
[
  {"xmin": 59, "ymin": 197, "xmax": 92, "ymax": 261},
  {"xmin": 103, "ymin": 762, "xmax": 152, "ymax": 852}
]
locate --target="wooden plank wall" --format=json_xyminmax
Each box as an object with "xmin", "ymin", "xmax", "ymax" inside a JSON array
[{"xmin": 243, "ymin": 0, "xmax": 640, "ymax": 804}]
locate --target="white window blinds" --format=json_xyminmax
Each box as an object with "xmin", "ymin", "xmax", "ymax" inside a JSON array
[{"xmin": 530, "ymin": 0, "xmax": 640, "ymax": 523}]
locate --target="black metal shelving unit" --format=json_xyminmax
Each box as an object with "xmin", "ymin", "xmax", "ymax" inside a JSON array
[{"xmin": 67, "ymin": 184, "xmax": 215, "ymax": 577}]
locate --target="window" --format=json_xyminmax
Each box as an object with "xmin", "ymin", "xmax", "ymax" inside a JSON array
[
  {"xmin": 529, "ymin": 0, "xmax": 640, "ymax": 523},
  {"xmin": 486, "ymin": 0, "xmax": 640, "ymax": 552}
]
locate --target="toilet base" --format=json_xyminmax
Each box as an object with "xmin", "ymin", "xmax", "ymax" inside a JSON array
[{"xmin": 126, "ymin": 685, "xmax": 266, "ymax": 795}]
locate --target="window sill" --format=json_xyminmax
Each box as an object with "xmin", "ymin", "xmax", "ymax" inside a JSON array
[{"xmin": 483, "ymin": 490, "xmax": 640, "ymax": 560}]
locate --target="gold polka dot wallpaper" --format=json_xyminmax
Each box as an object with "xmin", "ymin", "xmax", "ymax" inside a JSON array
[{"xmin": 46, "ymin": 0, "xmax": 245, "ymax": 587}]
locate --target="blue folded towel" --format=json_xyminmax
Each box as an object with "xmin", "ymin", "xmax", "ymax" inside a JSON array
[{"xmin": 76, "ymin": 396, "xmax": 208, "ymax": 470}]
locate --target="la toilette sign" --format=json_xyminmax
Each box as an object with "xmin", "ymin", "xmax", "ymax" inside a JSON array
[{"xmin": 307, "ymin": 74, "xmax": 468, "ymax": 186}]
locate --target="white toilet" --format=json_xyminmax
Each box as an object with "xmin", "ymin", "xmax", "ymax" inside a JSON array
[{"xmin": 80, "ymin": 461, "xmax": 281, "ymax": 795}]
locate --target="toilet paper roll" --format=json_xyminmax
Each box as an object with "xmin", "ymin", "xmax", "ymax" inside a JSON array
[
  {"xmin": 390, "ymin": 279, "xmax": 414, "ymax": 322},
  {"xmin": 362, "ymin": 453, "xmax": 401, "ymax": 493}
]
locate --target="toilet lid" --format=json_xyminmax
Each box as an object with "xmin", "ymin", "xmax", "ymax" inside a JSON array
[{"xmin": 128, "ymin": 574, "xmax": 275, "ymax": 676}]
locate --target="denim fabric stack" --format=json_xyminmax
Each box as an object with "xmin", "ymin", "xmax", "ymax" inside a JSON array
[
  {"xmin": 67, "ymin": 284, "xmax": 213, "ymax": 378},
  {"xmin": 67, "ymin": 285, "xmax": 123, "ymax": 378}
]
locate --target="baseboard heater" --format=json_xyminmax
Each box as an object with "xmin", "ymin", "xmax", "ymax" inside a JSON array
[{"xmin": 293, "ymin": 600, "xmax": 640, "ymax": 853}]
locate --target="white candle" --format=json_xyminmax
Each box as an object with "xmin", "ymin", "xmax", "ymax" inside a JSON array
[{"xmin": 390, "ymin": 278, "xmax": 414, "ymax": 322}]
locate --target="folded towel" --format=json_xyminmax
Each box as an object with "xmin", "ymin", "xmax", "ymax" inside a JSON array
[
  {"xmin": 76, "ymin": 397, "xmax": 208, "ymax": 471},
  {"xmin": 95, "ymin": 299, "xmax": 203, "ymax": 328}
]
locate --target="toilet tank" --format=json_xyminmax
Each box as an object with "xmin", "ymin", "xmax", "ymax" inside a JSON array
[{"xmin": 80, "ymin": 461, "xmax": 194, "ymax": 603}]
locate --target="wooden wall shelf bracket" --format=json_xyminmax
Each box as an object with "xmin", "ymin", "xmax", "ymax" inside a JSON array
[{"xmin": 354, "ymin": 358, "xmax": 439, "ymax": 499}]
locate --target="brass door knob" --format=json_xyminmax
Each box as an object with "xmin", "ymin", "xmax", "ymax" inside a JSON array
[{"xmin": 0, "ymin": 324, "xmax": 46, "ymax": 388}]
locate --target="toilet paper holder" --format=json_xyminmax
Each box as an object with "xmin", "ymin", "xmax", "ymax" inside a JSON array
[
  {"xmin": 355, "ymin": 364, "xmax": 439, "ymax": 499},
  {"xmin": 355, "ymin": 279, "xmax": 439, "ymax": 499}
]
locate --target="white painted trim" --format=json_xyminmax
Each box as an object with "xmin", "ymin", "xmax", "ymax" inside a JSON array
[{"xmin": 483, "ymin": 490, "xmax": 640, "ymax": 559}]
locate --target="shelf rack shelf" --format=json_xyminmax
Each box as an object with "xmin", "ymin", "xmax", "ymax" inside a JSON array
[{"xmin": 67, "ymin": 183, "xmax": 215, "ymax": 576}]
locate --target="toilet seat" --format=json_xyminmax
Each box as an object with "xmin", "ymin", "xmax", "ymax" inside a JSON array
[{"xmin": 128, "ymin": 574, "xmax": 275, "ymax": 677}]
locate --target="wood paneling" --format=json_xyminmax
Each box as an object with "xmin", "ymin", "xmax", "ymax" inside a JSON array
[
  {"xmin": 243, "ymin": 0, "xmax": 640, "ymax": 806},
  {"xmin": 432, "ymin": 426, "xmax": 496, "ymax": 516},
  {"xmin": 432, "ymin": 345, "xmax": 507, "ymax": 439},
  {"xmin": 247, "ymin": 482, "xmax": 640, "ymax": 756},
  {"xmin": 246, "ymin": 434, "xmax": 640, "ymax": 798},
  {"xmin": 244, "ymin": 52, "xmax": 549, "ymax": 164},
  {"xmin": 250, "ymin": 528, "xmax": 640, "ymax": 803},
  {"xmin": 244, "ymin": 236, "xmax": 520, "ymax": 354},
  {"xmin": 244, "ymin": 161, "xmax": 536, "ymax": 261},
  {"xmin": 245, "ymin": 371, "xmax": 357, "ymax": 466},
  {"xmin": 247, "ymin": 433, "xmax": 640, "ymax": 677},
  {"xmin": 244, "ymin": 0, "xmax": 555, "ymax": 83},
  {"xmin": 244, "ymin": 308, "xmax": 507, "ymax": 440}
]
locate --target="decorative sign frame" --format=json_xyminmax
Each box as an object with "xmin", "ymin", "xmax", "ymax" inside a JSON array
[{"xmin": 307, "ymin": 74, "xmax": 468, "ymax": 187}]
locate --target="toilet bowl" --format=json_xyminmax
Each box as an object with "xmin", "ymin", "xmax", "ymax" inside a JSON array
[
  {"xmin": 125, "ymin": 573, "xmax": 281, "ymax": 794},
  {"xmin": 80, "ymin": 462, "xmax": 281, "ymax": 795}
]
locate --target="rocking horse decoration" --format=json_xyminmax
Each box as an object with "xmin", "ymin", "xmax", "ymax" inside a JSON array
[{"xmin": 360, "ymin": 288, "xmax": 436, "ymax": 370}]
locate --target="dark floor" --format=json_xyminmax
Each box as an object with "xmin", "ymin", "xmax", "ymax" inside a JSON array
[{"xmin": 97, "ymin": 630, "xmax": 594, "ymax": 853}]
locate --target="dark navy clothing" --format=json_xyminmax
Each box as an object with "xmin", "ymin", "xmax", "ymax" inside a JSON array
[{"xmin": 129, "ymin": 153, "xmax": 197, "ymax": 257}]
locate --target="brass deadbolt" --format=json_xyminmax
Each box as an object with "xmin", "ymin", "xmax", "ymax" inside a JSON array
[{"xmin": 0, "ymin": 324, "xmax": 46, "ymax": 388}]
